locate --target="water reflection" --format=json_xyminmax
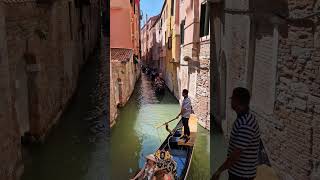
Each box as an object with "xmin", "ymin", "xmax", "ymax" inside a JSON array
[{"xmin": 21, "ymin": 51, "xmax": 108, "ymax": 180}]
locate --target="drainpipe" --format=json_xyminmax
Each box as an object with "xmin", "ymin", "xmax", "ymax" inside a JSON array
[{"xmin": 209, "ymin": 1, "xmax": 220, "ymax": 131}]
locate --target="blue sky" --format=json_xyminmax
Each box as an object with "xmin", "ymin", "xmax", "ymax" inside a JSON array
[{"xmin": 140, "ymin": 0, "xmax": 164, "ymax": 27}]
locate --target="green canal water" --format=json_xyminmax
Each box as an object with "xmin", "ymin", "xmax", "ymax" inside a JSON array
[
  {"xmin": 211, "ymin": 126, "xmax": 228, "ymax": 180},
  {"xmin": 111, "ymin": 74, "xmax": 210, "ymax": 179},
  {"xmin": 21, "ymin": 50, "xmax": 108, "ymax": 180}
]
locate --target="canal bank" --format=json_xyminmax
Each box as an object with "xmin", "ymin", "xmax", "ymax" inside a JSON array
[
  {"xmin": 21, "ymin": 47, "xmax": 108, "ymax": 180},
  {"xmin": 111, "ymin": 73, "xmax": 210, "ymax": 179}
]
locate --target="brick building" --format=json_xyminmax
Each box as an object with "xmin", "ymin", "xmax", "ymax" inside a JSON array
[
  {"xmin": 110, "ymin": 0, "xmax": 141, "ymax": 126},
  {"xmin": 211, "ymin": 0, "xmax": 320, "ymax": 179},
  {"xmin": 141, "ymin": 15, "xmax": 160, "ymax": 67},
  {"xmin": 0, "ymin": 0, "xmax": 100, "ymax": 179},
  {"xmin": 176, "ymin": 0, "xmax": 211, "ymax": 129},
  {"xmin": 139, "ymin": 0, "xmax": 211, "ymax": 130}
]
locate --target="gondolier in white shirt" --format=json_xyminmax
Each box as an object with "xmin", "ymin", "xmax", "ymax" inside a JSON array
[{"xmin": 175, "ymin": 89, "xmax": 193, "ymax": 143}]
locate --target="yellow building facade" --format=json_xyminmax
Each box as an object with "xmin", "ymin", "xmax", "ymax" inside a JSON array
[{"xmin": 164, "ymin": 0, "xmax": 180, "ymax": 98}]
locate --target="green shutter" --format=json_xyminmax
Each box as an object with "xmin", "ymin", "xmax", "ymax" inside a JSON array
[
  {"xmin": 134, "ymin": 55, "xmax": 138, "ymax": 64},
  {"xmin": 171, "ymin": 0, "xmax": 175, "ymax": 16},
  {"xmin": 180, "ymin": 20, "xmax": 185, "ymax": 44},
  {"xmin": 200, "ymin": 3, "xmax": 206, "ymax": 37}
]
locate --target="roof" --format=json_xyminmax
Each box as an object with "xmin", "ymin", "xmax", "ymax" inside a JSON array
[
  {"xmin": 151, "ymin": 16, "xmax": 161, "ymax": 28},
  {"xmin": 111, "ymin": 48, "xmax": 133, "ymax": 63},
  {"xmin": 141, "ymin": 15, "xmax": 160, "ymax": 30}
]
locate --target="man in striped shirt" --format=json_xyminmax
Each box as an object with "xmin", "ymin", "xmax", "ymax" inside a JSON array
[{"xmin": 212, "ymin": 87, "xmax": 261, "ymax": 180}]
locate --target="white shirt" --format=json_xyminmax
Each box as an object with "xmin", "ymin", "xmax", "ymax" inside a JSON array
[{"xmin": 181, "ymin": 97, "xmax": 192, "ymax": 118}]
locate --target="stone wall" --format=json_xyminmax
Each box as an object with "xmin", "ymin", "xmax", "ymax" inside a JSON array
[
  {"xmin": 4, "ymin": 0, "xmax": 100, "ymax": 138},
  {"xmin": 0, "ymin": 3, "xmax": 23, "ymax": 179},
  {"xmin": 196, "ymin": 38, "xmax": 210, "ymax": 129},
  {"xmin": 216, "ymin": 0, "xmax": 320, "ymax": 179},
  {"xmin": 111, "ymin": 58, "xmax": 139, "ymax": 107},
  {"xmin": 259, "ymin": 2, "xmax": 320, "ymax": 178},
  {"xmin": 111, "ymin": 56, "xmax": 140, "ymax": 126},
  {"xmin": 110, "ymin": 61, "xmax": 117, "ymax": 127},
  {"xmin": 254, "ymin": 1, "xmax": 320, "ymax": 179},
  {"xmin": 0, "ymin": 1, "xmax": 100, "ymax": 179}
]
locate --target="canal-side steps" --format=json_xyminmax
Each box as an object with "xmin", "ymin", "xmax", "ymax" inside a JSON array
[{"xmin": 177, "ymin": 114, "xmax": 198, "ymax": 146}]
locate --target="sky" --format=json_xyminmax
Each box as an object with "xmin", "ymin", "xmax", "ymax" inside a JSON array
[{"xmin": 140, "ymin": 0, "xmax": 164, "ymax": 27}]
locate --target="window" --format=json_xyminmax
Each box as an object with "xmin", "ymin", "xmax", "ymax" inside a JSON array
[
  {"xmin": 134, "ymin": 1, "xmax": 135, "ymax": 14},
  {"xmin": 180, "ymin": 20, "xmax": 185, "ymax": 44},
  {"xmin": 165, "ymin": 31, "xmax": 167, "ymax": 42},
  {"xmin": 200, "ymin": 2, "xmax": 209, "ymax": 37},
  {"xmin": 171, "ymin": 0, "xmax": 175, "ymax": 16},
  {"xmin": 167, "ymin": 36, "xmax": 172, "ymax": 49}
]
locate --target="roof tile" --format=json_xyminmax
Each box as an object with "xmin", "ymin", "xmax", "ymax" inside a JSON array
[{"xmin": 111, "ymin": 48, "xmax": 133, "ymax": 63}]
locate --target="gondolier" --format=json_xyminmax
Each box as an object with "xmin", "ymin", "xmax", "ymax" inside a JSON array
[
  {"xmin": 136, "ymin": 105, "xmax": 198, "ymax": 180},
  {"xmin": 176, "ymin": 89, "xmax": 193, "ymax": 143}
]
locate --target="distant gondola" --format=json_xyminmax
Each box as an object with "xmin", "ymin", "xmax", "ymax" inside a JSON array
[
  {"xmin": 154, "ymin": 78, "xmax": 165, "ymax": 95},
  {"xmin": 155, "ymin": 84, "xmax": 165, "ymax": 95},
  {"xmin": 142, "ymin": 66, "xmax": 146, "ymax": 73}
]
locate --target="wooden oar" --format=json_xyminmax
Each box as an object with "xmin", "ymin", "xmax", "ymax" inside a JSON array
[{"xmin": 155, "ymin": 117, "xmax": 178, "ymax": 129}]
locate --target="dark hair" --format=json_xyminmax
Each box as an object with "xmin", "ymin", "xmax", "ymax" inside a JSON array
[
  {"xmin": 232, "ymin": 87, "xmax": 251, "ymax": 106},
  {"xmin": 182, "ymin": 89, "xmax": 188, "ymax": 94}
]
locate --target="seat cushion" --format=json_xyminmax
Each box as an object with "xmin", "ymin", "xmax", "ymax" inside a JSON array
[{"xmin": 172, "ymin": 156, "xmax": 187, "ymax": 178}]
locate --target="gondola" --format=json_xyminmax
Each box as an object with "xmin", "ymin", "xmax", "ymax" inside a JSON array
[
  {"xmin": 154, "ymin": 81, "xmax": 165, "ymax": 95},
  {"xmin": 152, "ymin": 115, "xmax": 198, "ymax": 180},
  {"xmin": 155, "ymin": 86, "xmax": 165, "ymax": 95}
]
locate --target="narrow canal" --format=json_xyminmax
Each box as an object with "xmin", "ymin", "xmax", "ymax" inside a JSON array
[
  {"xmin": 111, "ymin": 73, "xmax": 210, "ymax": 179},
  {"xmin": 211, "ymin": 125, "xmax": 228, "ymax": 180},
  {"xmin": 21, "ymin": 47, "xmax": 108, "ymax": 180}
]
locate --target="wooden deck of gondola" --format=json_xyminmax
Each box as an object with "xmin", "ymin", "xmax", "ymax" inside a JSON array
[{"xmin": 177, "ymin": 114, "xmax": 198, "ymax": 146}]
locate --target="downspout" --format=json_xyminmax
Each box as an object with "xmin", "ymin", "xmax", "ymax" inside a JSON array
[{"xmin": 209, "ymin": 1, "xmax": 219, "ymax": 132}]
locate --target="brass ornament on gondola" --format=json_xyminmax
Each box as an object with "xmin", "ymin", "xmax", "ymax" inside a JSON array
[{"xmin": 154, "ymin": 150, "xmax": 177, "ymax": 178}]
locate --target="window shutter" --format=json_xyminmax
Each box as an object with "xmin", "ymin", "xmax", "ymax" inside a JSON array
[
  {"xmin": 180, "ymin": 20, "xmax": 185, "ymax": 44},
  {"xmin": 171, "ymin": 0, "xmax": 175, "ymax": 16},
  {"xmin": 200, "ymin": 3, "xmax": 206, "ymax": 37},
  {"xmin": 168, "ymin": 36, "xmax": 172, "ymax": 49}
]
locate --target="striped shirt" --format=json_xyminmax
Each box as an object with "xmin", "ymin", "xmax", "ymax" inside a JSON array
[
  {"xmin": 227, "ymin": 111, "xmax": 260, "ymax": 178},
  {"xmin": 181, "ymin": 97, "xmax": 192, "ymax": 118}
]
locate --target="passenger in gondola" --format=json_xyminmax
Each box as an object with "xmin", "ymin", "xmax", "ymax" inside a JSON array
[
  {"xmin": 131, "ymin": 154, "xmax": 158, "ymax": 180},
  {"xmin": 152, "ymin": 169, "xmax": 174, "ymax": 180}
]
